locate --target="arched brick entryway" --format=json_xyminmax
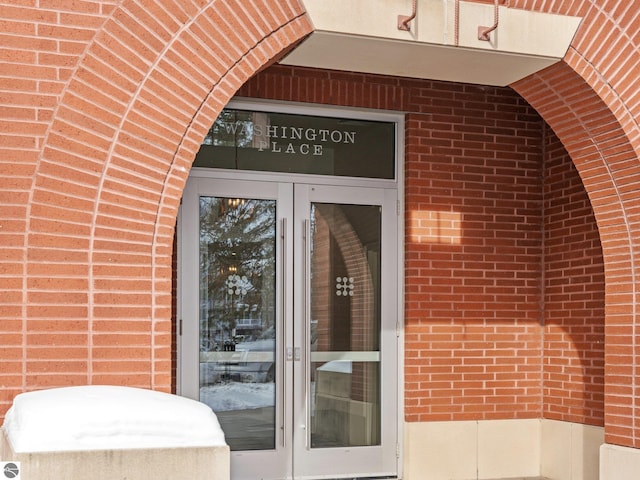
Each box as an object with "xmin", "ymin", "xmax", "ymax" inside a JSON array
[
  {"xmin": 514, "ymin": 62, "xmax": 638, "ymax": 448},
  {"xmin": 15, "ymin": 1, "xmax": 311, "ymax": 399},
  {"xmin": 3, "ymin": 0, "xmax": 639, "ymax": 456},
  {"xmin": 509, "ymin": 1, "xmax": 640, "ymax": 449}
]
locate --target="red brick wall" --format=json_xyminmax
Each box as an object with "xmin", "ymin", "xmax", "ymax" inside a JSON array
[
  {"xmin": 403, "ymin": 82, "xmax": 544, "ymax": 421},
  {"xmin": 236, "ymin": 65, "xmax": 604, "ymax": 422},
  {"xmin": 543, "ymin": 125, "xmax": 605, "ymax": 426}
]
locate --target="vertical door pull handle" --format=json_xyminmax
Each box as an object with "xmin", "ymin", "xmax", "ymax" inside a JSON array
[
  {"xmin": 280, "ymin": 217, "xmax": 287, "ymax": 447},
  {"xmin": 303, "ymin": 218, "xmax": 310, "ymax": 448}
]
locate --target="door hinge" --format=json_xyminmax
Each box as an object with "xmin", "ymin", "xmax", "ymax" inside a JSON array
[
  {"xmin": 397, "ymin": 200, "xmax": 401, "ymax": 216},
  {"xmin": 396, "ymin": 442, "xmax": 400, "ymax": 459},
  {"xmin": 179, "ymin": 318, "xmax": 183, "ymax": 336}
]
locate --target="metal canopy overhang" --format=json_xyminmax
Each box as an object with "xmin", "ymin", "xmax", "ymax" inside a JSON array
[
  {"xmin": 281, "ymin": 31, "xmax": 561, "ymax": 87},
  {"xmin": 281, "ymin": 0, "xmax": 582, "ymax": 87}
]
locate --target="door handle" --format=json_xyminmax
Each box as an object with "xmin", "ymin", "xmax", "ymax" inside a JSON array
[
  {"xmin": 280, "ymin": 217, "xmax": 287, "ymax": 447},
  {"xmin": 302, "ymin": 218, "xmax": 310, "ymax": 448}
]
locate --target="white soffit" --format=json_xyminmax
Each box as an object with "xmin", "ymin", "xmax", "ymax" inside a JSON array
[
  {"xmin": 282, "ymin": 0, "xmax": 582, "ymax": 86},
  {"xmin": 282, "ymin": 33, "xmax": 560, "ymax": 87}
]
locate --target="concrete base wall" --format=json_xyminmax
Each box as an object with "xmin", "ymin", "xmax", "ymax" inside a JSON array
[
  {"xmin": 600, "ymin": 443, "xmax": 640, "ymax": 480},
  {"xmin": 541, "ymin": 420, "xmax": 603, "ymax": 480},
  {"xmin": 1, "ymin": 429, "xmax": 230, "ymax": 480},
  {"xmin": 403, "ymin": 419, "xmax": 604, "ymax": 480}
]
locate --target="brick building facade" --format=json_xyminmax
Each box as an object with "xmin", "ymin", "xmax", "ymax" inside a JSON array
[{"xmin": 0, "ymin": 0, "xmax": 638, "ymax": 478}]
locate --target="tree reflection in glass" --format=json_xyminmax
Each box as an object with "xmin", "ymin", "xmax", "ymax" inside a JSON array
[{"xmin": 198, "ymin": 196, "xmax": 277, "ymax": 451}]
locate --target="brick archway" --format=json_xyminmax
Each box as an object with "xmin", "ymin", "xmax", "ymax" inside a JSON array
[
  {"xmin": 509, "ymin": 1, "xmax": 640, "ymax": 449},
  {"xmin": 513, "ymin": 62, "xmax": 636, "ymax": 448},
  {"xmin": 21, "ymin": 1, "xmax": 311, "ymax": 397}
]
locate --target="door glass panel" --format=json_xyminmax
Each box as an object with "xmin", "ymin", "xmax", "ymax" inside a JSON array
[
  {"xmin": 198, "ymin": 196, "xmax": 277, "ymax": 451},
  {"xmin": 309, "ymin": 203, "xmax": 381, "ymax": 448}
]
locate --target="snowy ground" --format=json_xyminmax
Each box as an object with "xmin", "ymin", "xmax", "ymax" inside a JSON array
[{"xmin": 200, "ymin": 382, "xmax": 275, "ymax": 411}]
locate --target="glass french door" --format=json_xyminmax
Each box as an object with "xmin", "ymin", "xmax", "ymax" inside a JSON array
[{"xmin": 180, "ymin": 175, "xmax": 398, "ymax": 480}]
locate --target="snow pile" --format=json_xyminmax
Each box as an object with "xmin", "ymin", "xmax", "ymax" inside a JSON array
[{"xmin": 2, "ymin": 385, "xmax": 226, "ymax": 453}]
